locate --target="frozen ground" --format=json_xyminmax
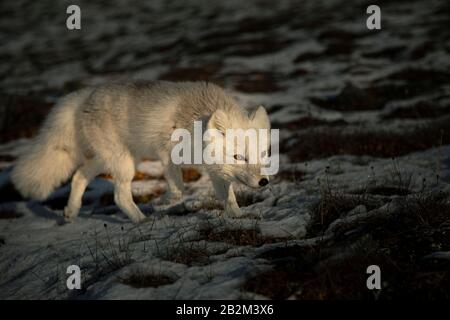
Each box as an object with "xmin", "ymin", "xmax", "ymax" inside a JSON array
[{"xmin": 0, "ymin": 0, "xmax": 450, "ymax": 299}]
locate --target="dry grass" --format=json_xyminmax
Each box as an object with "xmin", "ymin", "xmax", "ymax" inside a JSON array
[
  {"xmin": 272, "ymin": 117, "xmax": 348, "ymax": 131},
  {"xmin": 133, "ymin": 189, "xmax": 165, "ymax": 204},
  {"xmin": 86, "ymin": 225, "xmax": 134, "ymax": 273},
  {"xmin": 98, "ymin": 171, "xmax": 161, "ymax": 181},
  {"xmin": 310, "ymin": 69, "xmax": 450, "ymax": 112},
  {"xmin": 245, "ymin": 152, "xmax": 450, "ymax": 300},
  {"xmin": 181, "ymin": 168, "xmax": 202, "ymax": 182},
  {"xmin": 157, "ymin": 241, "xmax": 217, "ymax": 266},
  {"xmin": 243, "ymin": 181, "xmax": 450, "ymax": 299},
  {"xmin": 353, "ymin": 186, "xmax": 410, "ymax": 196},
  {"xmin": 275, "ymin": 168, "xmax": 305, "ymax": 183},
  {"xmin": 158, "ymin": 62, "xmax": 222, "ymax": 82},
  {"xmin": 310, "ymin": 83, "xmax": 395, "ymax": 111},
  {"xmin": 98, "ymin": 168, "xmax": 201, "ymax": 183},
  {"xmin": 307, "ymin": 173, "xmax": 386, "ymax": 236},
  {"xmin": 98, "ymin": 188, "xmax": 165, "ymax": 207},
  {"xmin": 45, "ymin": 168, "xmax": 197, "ymax": 210},
  {"xmin": 282, "ymin": 117, "xmax": 450, "ymax": 162},
  {"xmin": 193, "ymin": 198, "xmax": 224, "ymax": 211},
  {"xmin": 199, "ymin": 225, "xmax": 291, "ymax": 247},
  {"xmin": 382, "ymin": 101, "xmax": 450, "ymax": 120},
  {"xmin": 0, "ymin": 208, "xmax": 23, "ymax": 219},
  {"xmin": 228, "ymin": 71, "xmax": 282, "ymax": 93},
  {"xmin": 73, "ymin": 226, "xmax": 138, "ymax": 296},
  {"xmin": 118, "ymin": 269, "xmax": 175, "ymax": 288}
]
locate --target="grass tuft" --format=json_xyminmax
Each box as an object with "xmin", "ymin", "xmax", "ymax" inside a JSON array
[{"xmin": 119, "ymin": 269, "xmax": 175, "ymax": 288}]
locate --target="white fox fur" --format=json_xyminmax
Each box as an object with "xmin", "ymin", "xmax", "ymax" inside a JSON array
[{"xmin": 11, "ymin": 81, "xmax": 271, "ymax": 223}]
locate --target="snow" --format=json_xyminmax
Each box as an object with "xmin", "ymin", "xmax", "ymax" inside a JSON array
[
  {"xmin": 1, "ymin": 145, "xmax": 448, "ymax": 299},
  {"xmin": 1, "ymin": 0, "xmax": 449, "ymax": 300}
]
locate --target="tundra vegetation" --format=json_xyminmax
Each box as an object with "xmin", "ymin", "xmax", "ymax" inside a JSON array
[{"xmin": 0, "ymin": 0, "xmax": 449, "ymax": 299}]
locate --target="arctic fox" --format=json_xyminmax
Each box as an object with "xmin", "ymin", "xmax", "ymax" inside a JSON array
[{"xmin": 11, "ymin": 81, "xmax": 272, "ymax": 223}]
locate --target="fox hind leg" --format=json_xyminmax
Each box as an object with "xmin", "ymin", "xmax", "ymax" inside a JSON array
[
  {"xmin": 159, "ymin": 155, "xmax": 185, "ymax": 204},
  {"xmin": 111, "ymin": 156, "xmax": 146, "ymax": 223},
  {"xmin": 64, "ymin": 158, "xmax": 103, "ymax": 221},
  {"xmin": 114, "ymin": 181, "xmax": 146, "ymax": 223}
]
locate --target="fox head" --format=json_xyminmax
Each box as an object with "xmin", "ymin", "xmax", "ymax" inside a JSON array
[{"xmin": 205, "ymin": 105, "xmax": 272, "ymax": 188}]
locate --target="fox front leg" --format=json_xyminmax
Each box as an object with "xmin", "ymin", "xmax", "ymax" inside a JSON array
[
  {"xmin": 210, "ymin": 174, "xmax": 243, "ymax": 218},
  {"xmin": 159, "ymin": 162, "xmax": 185, "ymax": 204}
]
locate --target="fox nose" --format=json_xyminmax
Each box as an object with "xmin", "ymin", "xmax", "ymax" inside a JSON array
[{"xmin": 258, "ymin": 178, "xmax": 269, "ymax": 187}]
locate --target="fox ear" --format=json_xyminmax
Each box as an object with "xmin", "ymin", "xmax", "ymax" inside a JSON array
[
  {"xmin": 208, "ymin": 109, "xmax": 229, "ymax": 134},
  {"xmin": 250, "ymin": 105, "xmax": 270, "ymax": 129}
]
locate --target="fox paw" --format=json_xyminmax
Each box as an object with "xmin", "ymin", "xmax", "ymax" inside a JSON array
[
  {"xmin": 63, "ymin": 206, "xmax": 79, "ymax": 221},
  {"xmin": 224, "ymin": 204, "xmax": 243, "ymax": 218},
  {"xmin": 130, "ymin": 213, "xmax": 147, "ymax": 224}
]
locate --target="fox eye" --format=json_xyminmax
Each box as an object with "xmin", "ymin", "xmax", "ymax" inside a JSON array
[{"xmin": 234, "ymin": 154, "xmax": 246, "ymax": 161}]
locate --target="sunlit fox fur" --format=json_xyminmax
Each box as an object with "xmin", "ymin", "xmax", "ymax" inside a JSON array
[{"xmin": 11, "ymin": 81, "xmax": 271, "ymax": 223}]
